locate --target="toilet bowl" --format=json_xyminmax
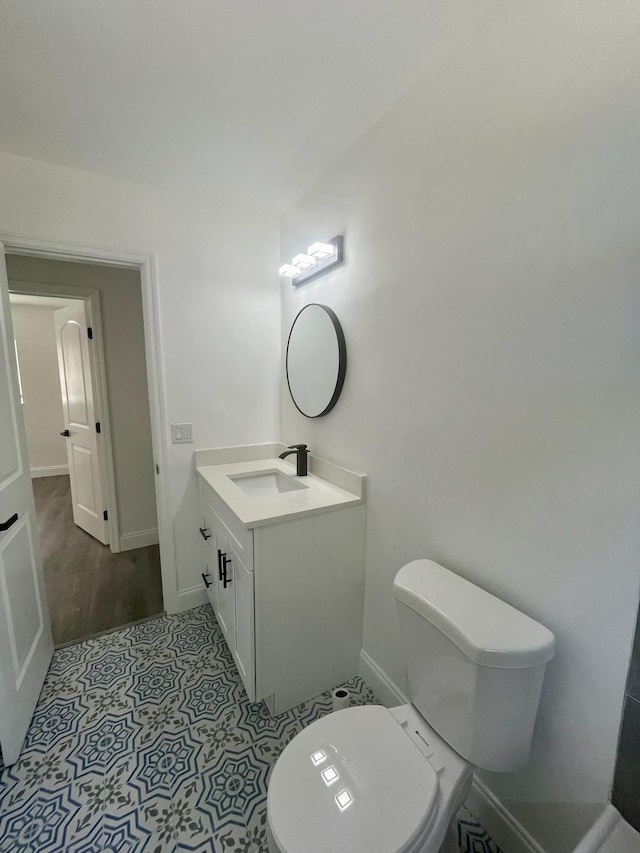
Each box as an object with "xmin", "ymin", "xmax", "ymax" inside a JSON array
[
  {"xmin": 267, "ymin": 703, "xmax": 472, "ymax": 853},
  {"xmin": 266, "ymin": 559, "xmax": 555, "ymax": 853}
]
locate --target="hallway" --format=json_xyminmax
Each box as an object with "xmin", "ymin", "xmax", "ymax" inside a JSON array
[{"xmin": 33, "ymin": 475, "xmax": 163, "ymax": 646}]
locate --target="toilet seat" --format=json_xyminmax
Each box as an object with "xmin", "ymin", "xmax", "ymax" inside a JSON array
[{"xmin": 267, "ymin": 705, "xmax": 443, "ymax": 853}]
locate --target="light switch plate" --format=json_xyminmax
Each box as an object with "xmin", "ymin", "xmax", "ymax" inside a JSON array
[{"xmin": 171, "ymin": 423, "xmax": 193, "ymax": 444}]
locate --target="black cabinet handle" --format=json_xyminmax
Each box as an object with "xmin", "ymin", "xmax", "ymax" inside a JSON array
[
  {"xmin": 0, "ymin": 513, "xmax": 18, "ymax": 532},
  {"xmin": 60, "ymin": 429, "xmax": 70, "ymax": 437},
  {"xmin": 222, "ymin": 554, "xmax": 232, "ymax": 588},
  {"xmin": 217, "ymin": 549, "xmax": 225, "ymax": 581},
  {"xmin": 199, "ymin": 527, "xmax": 211, "ymax": 541},
  {"xmin": 202, "ymin": 572, "xmax": 212, "ymax": 589}
]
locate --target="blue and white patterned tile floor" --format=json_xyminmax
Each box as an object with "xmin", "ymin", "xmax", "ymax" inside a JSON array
[{"xmin": 0, "ymin": 605, "xmax": 502, "ymax": 852}]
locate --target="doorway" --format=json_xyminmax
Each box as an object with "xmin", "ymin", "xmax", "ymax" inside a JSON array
[{"xmin": 8, "ymin": 256, "xmax": 164, "ymax": 645}]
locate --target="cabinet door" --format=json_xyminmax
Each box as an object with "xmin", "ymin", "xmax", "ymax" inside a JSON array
[
  {"xmin": 232, "ymin": 550, "xmax": 255, "ymax": 701},
  {"xmin": 217, "ymin": 536, "xmax": 236, "ymax": 647}
]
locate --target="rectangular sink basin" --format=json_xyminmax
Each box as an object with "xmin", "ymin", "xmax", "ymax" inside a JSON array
[{"xmin": 228, "ymin": 469, "xmax": 308, "ymax": 496}]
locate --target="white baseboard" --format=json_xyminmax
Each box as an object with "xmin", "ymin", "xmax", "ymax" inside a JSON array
[
  {"xmin": 30, "ymin": 464, "xmax": 69, "ymax": 478},
  {"xmin": 175, "ymin": 585, "xmax": 208, "ymax": 612},
  {"xmin": 359, "ymin": 648, "xmax": 543, "ymax": 853},
  {"xmin": 119, "ymin": 528, "xmax": 159, "ymax": 551},
  {"xmin": 467, "ymin": 778, "xmax": 545, "ymax": 853},
  {"xmin": 359, "ymin": 648, "xmax": 408, "ymax": 707}
]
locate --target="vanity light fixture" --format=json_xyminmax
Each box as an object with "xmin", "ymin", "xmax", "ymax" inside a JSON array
[{"xmin": 279, "ymin": 235, "xmax": 344, "ymax": 286}]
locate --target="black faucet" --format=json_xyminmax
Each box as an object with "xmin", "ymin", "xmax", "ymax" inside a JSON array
[{"xmin": 279, "ymin": 443, "xmax": 310, "ymax": 477}]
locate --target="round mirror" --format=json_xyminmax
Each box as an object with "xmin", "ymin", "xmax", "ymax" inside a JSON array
[{"xmin": 286, "ymin": 304, "xmax": 347, "ymax": 418}]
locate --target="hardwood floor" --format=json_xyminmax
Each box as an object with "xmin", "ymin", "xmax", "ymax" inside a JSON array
[{"xmin": 32, "ymin": 475, "xmax": 164, "ymax": 646}]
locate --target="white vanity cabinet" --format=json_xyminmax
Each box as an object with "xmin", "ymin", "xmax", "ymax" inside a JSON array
[
  {"xmin": 197, "ymin": 465, "xmax": 366, "ymax": 715},
  {"xmin": 200, "ymin": 486, "xmax": 255, "ymax": 700}
]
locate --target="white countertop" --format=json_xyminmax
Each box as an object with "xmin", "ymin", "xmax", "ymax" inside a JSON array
[{"xmin": 196, "ymin": 457, "xmax": 364, "ymax": 528}]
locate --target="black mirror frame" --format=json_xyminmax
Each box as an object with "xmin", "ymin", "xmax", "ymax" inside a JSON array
[{"xmin": 285, "ymin": 303, "xmax": 347, "ymax": 418}]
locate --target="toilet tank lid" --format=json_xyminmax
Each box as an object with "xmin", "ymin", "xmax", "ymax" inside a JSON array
[{"xmin": 394, "ymin": 560, "xmax": 555, "ymax": 669}]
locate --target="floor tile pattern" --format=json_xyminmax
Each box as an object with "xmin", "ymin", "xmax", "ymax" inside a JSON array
[
  {"xmin": 0, "ymin": 605, "xmax": 502, "ymax": 852},
  {"xmin": 457, "ymin": 806, "xmax": 502, "ymax": 853}
]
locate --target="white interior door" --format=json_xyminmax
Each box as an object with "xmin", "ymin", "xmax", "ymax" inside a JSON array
[
  {"xmin": 0, "ymin": 243, "xmax": 54, "ymax": 766},
  {"xmin": 54, "ymin": 302, "xmax": 108, "ymax": 544}
]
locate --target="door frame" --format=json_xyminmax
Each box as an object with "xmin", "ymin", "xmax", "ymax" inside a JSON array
[
  {"xmin": 10, "ymin": 283, "xmax": 120, "ymax": 551},
  {"xmin": 0, "ymin": 231, "xmax": 177, "ymax": 612}
]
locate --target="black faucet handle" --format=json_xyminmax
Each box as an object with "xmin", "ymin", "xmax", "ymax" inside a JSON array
[{"xmin": 280, "ymin": 443, "xmax": 309, "ymax": 476}]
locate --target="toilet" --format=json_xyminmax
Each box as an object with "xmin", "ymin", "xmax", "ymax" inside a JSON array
[{"xmin": 266, "ymin": 559, "xmax": 555, "ymax": 853}]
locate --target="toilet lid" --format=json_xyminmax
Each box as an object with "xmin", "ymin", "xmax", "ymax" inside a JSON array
[{"xmin": 267, "ymin": 705, "xmax": 439, "ymax": 853}]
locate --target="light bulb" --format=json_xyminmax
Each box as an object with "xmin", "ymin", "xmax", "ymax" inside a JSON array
[
  {"xmin": 292, "ymin": 254, "xmax": 316, "ymax": 270},
  {"xmin": 308, "ymin": 242, "xmax": 335, "ymax": 260},
  {"xmin": 279, "ymin": 264, "xmax": 300, "ymax": 277}
]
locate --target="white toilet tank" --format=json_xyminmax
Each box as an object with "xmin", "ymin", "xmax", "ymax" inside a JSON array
[{"xmin": 394, "ymin": 560, "xmax": 555, "ymax": 773}]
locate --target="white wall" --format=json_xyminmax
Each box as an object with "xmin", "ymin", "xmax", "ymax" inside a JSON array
[
  {"xmin": 0, "ymin": 150, "xmax": 280, "ymax": 608},
  {"xmin": 281, "ymin": 0, "xmax": 640, "ymax": 847},
  {"xmin": 8, "ymin": 260, "xmax": 158, "ymax": 543},
  {"xmin": 10, "ymin": 302, "xmax": 68, "ymax": 474}
]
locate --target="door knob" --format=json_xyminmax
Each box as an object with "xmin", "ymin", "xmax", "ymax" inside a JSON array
[
  {"xmin": 0, "ymin": 513, "xmax": 18, "ymax": 532},
  {"xmin": 60, "ymin": 429, "xmax": 70, "ymax": 437}
]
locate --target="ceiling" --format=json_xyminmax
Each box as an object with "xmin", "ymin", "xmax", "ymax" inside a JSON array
[{"xmin": 0, "ymin": 1, "xmax": 500, "ymax": 212}]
